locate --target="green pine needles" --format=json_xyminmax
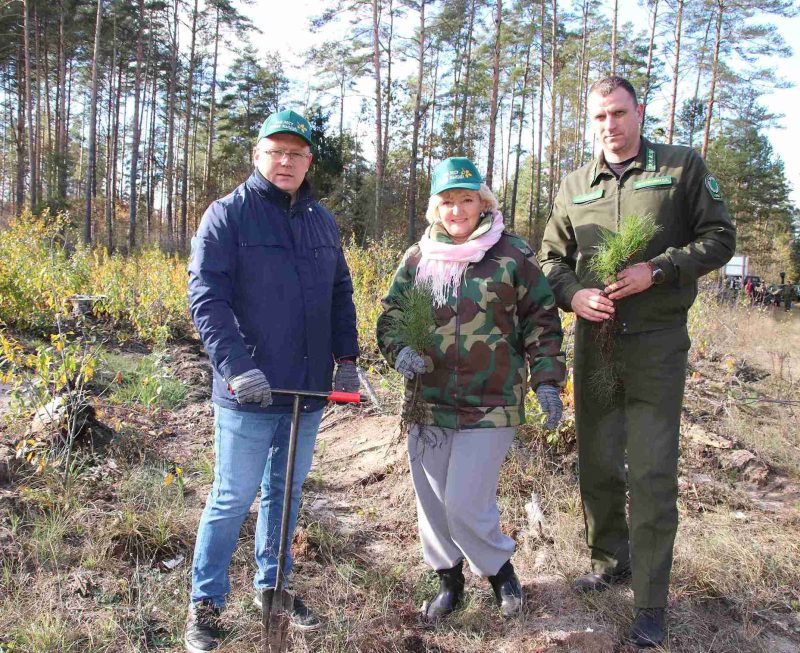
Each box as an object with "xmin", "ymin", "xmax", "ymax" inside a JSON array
[
  {"xmin": 387, "ymin": 280, "xmax": 436, "ymax": 435},
  {"xmin": 589, "ymin": 214, "xmax": 662, "ymax": 284},
  {"xmin": 387, "ymin": 281, "xmax": 436, "ymax": 355},
  {"xmin": 588, "ymin": 214, "xmax": 661, "ymax": 404}
]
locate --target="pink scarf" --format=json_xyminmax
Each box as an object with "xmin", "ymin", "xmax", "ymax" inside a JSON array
[{"xmin": 415, "ymin": 210, "xmax": 505, "ymax": 306}]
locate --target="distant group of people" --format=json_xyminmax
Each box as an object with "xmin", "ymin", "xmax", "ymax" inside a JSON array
[
  {"xmin": 742, "ymin": 277, "xmax": 795, "ymax": 311},
  {"xmin": 183, "ymin": 75, "xmax": 735, "ymax": 653}
]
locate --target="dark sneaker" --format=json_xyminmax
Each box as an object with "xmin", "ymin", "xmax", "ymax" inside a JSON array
[
  {"xmin": 572, "ymin": 568, "xmax": 631, "ymax": 593},
  {"xmin": 254, "ymin": 591, "xmax": 321, "ymax": 631},
  {"xmin": 184, "ymin": 600, "xmax": 223, "ymax": 653},
  {"xmin": 488, "ymin": 560, "xmax": 524, "ymax": 618},
  {"xmin": 629, "ymin": 607, "xmax": 666, "ymax": 648}
]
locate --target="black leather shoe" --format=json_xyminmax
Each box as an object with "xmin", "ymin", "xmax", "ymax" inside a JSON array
[
  {"xmin": 184, "ymin": 599, "xmax": 223, "ymax": 653},
  {"xmin": 572, "ymin": 568, "xmax": 631, "ymax": 593},
  {"xmin": 488, "ymin": 560, "xmax": 523, "ymax": 618},
  {"xmin": 629, "ymin": 607, "xmax": 666, "ymax": 648},
  {"xmin": 421, "ymin": 560, "xmax": 465, "ymax": 621}
]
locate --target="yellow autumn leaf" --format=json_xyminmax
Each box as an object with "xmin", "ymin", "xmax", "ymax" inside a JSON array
[{"xmin": 164, "ymin": 473, "xmax": 174, "ymax": 487}]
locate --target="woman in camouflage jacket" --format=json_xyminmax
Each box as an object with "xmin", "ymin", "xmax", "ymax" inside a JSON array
[{"xmin": 377, "ymin": 157, "xmax": 566, "ymax": 621}]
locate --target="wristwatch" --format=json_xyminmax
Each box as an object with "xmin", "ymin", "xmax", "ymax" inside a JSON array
[{"xmin": 647, "ymin": 261, "xmax": 666, "ymax": 285}]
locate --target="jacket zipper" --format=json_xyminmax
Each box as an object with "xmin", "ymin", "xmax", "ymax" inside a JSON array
[
  {"xmin": 616, "ymin": 175, "xmax": 622, "ymax": 231},
  {"xmin": 454, "ymin": 280, "xmax": 462, "ymax": 430}
]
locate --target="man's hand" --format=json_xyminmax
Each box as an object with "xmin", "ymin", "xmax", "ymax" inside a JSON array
[
  {"xmin": 571, "ymin": 288, "xmax": 615, "ymax": 322},
  {"xmin": 228, "ymin": 369, "xmax": 272, "ymax": 407},
  {"xmin": 333, "ymin": 360, "xmax": 360, "ymax": 392},
  {"xmin": 395, "ymin": 346, "xmax": 428, "ymax": 380},
  {"xmin": 604, "ymin": 262, "xmax": 652, "ymax": 300},
  {"xmin": 535, "ymin": 384, "xmax": 563, "ymax": 429}
]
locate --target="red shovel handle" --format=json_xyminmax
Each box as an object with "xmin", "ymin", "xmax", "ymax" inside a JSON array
[{"xmin": 326, "ymin": 391, "xmax": 364, "ymax": 404}]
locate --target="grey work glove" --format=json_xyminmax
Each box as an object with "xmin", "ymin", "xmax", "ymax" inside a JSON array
[
  {"xmin": 395, "ymin": 346, "xmax": 427, "ymax": 380},
  {"xmin": 535, "ymin": 383, "xmax": 563, "ymax": 429},
  {"xmin": 228, "ymin": 369, "xmax": 272, "ymax": 407},
  {"xmin": 333, "ymin": 361, "xmax": 360, "ymax": 392}
]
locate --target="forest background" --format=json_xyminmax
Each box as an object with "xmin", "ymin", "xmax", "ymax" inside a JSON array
[{"xmin": 0, "ymin": 0, "xmax": 799, "ymax": 278}]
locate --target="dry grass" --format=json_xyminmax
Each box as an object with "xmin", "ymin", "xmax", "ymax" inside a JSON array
[{"xmin": 1, "ymin": 292, "xmax": 799, "ymax": 652}]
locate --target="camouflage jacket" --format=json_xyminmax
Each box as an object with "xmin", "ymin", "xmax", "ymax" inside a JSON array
[{"xmin": 377, "ymin": 228, "xmax": 566, "ymax": 430}]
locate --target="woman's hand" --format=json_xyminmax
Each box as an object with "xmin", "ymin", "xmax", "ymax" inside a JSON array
[
  {"xmin": 395, "ymin": 346, "xmax": 428, "ymax": 380},
  {"xmin": 535, "ymin": 384, "xmax": 563, "ymax": 429}
]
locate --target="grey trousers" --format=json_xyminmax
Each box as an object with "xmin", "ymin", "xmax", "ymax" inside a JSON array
[{"xmin": 408, "ymin": 425, "xmax": 516, "ymax": 577}]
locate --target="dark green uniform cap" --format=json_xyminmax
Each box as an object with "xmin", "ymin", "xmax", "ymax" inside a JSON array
[
  {"xmin": 431, "ymin": 157, "xmax": 483, "ymax": 195},
  {"xmin": 257, "ymin": 110, "xmax": 313, "ymax": 146}
]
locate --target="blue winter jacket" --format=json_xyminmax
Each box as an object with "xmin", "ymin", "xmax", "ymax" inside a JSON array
[{"xmin": 188, "ymin": 169, "xmax": 359, "ymax": 413}]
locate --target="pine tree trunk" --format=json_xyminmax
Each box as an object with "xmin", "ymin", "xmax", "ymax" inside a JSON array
[
  {"xmin": 84, "ymin": 0, "xmax": 103, "ymax": 245},
  {"xmin": 502, "ymin": 79, "xmax": 517, "ymax": 213},
  {"xmin": 33, "ymin": 8, "xmax": 43, "ymax": 204},
  {"xmin": 15, "ymin": 45, "xmax": 25, "ymax": 216},
  {"xmin": 689, "ymin": 14, "xmax": 713, "ymax": 148},
  {"xmin": 641, "ymin": 0, "xmax": 659, "ymax": 128},
  {"xmin": 179, "ymin": 0, "xmax": 199, "ymax": 253},
  {"xmin": 574, "ymin": 0, "xmax": 589, "ymax": 164},
  {"xmin": 204, "ymin": 5, "xmax": 220, "ymax": 203},
  {"xmin": 611, "ymin": 0, "xmax": 618, "ymax": 76},
  {"xmin": 534, "ymin": 0, "xmax": 545, "ymax": 228},
  {"xmin": 510, "ymin": 38, "xmax": 531, "ymax": 232},
  {"xmin": 702, "ymin": 0, "xmax": 723, "ymax": 160},
  {"xmin": 427, "ymin": 46, "xmax": 439, "ymax": 180},
  {"xmin": 546, "ymin": 0, "xmax": 557, "ymax": 213},
  {"xmin": 23, "ymin": 0, "xmax": 36, "ymax": 211},
  {"xmin": 105, "ymin": 24, "xmax": 117, "ymax": 253},
  {"xmin": 458, "ymin": 0, "xmax": 476, "ymax": 152},
  {"xmin": 667, "ymin": 0, "xmax": 683, "ymax": 144},
  {"xmin": 164, "ymin": 0, "xmax": 178, "ymax": 251},
  {"xmin": 127, "ymin": 0, "xmax": 145, "ymax": 252},
  {"xmin": 56, "ymin": 3, "xmax": 67, "ymax": 201},
  {"xmin": 485, "ymin": 0, "xmax": 502, "ymax": 189},
  {"xmin": 146, "ymin": 67, "xmax": 157, "ymax": 240},
  {"xmin": 406, "ymin": 0, "xmax": 425, "ymax": 245},
  {"xmin": 372, "ymin": 0, "xmax": 383, "ymax": 236},
  {"xmin": 382, "ymin": 0, "xmax": 394, "ymax": 170}
]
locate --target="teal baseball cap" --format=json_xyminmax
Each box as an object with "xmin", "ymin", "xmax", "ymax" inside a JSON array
[
  {"xmin": 257, "ymin": 110, "xmax": 313, "ymax": 146},
  {"xmin": 430, "ymin": 157, "xmax": 483, "ymax": 195}
]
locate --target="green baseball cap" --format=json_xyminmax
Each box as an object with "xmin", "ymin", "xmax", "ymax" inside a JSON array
[
  {"xmin": 257, "ymin": 110, "xmax": 313, "ymax": 146},
  {"xmin": 430, "ymin": 157, "xmax": 483, "ymax": 195}
]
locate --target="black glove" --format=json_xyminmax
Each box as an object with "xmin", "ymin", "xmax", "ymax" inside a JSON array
[{"xmin": 333, "ymin": 361, "xmax": 360, "ymax": 392}]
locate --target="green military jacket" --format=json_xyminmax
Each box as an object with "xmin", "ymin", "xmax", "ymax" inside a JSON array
[
  {"xmin": 540, "ymin": 137, "xmax": 736, "ymax": 334},
  {"xmin": 377, "ymin": 225, "xmax": 566, "ymax": 430}
]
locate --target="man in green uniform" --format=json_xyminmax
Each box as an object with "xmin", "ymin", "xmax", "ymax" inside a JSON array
[{"xmin": 540, "ymin": 76, "xmax": 736, "ymax": 648}]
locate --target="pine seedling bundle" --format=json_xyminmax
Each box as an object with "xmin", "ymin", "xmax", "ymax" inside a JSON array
[
  {"xmin": 588, "ymin": 214, "xmax": 661, "ymax": 401},
  {"xmin": 385, "ymin": 281, "xmax": 436, "ymax": 431}
]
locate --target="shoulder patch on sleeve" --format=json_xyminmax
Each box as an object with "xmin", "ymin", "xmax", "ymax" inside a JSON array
[{"xmin": 705, "ymin": 174, "xmax": 723, "ymax": 201}]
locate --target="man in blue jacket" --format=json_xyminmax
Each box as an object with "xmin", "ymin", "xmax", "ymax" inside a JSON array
[{"xmin": 185, "ymin": 109, "xmax": 360, "ymax": 653}]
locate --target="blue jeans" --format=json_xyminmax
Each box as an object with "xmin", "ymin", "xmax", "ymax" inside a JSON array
[{"xmin": 190, "ymin": 404, "xmax": 323, "ymax": 607}]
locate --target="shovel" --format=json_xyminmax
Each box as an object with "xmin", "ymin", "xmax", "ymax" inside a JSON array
[{"xmin": 261, "ymin": 388, "xmax": 366, "ymax": 653}]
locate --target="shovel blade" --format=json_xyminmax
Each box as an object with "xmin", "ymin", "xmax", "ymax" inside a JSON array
[{"xmin": 261, "ymin": 588, "xmax": 294, "ymax": 653}]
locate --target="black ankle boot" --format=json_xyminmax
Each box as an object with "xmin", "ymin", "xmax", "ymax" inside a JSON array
[
  {"xmin": 422, "ymin": 560, "xmax": 465, "ymax": 621},
  {"xmin": 629, "ymin": 607, "xmax": 666, "ymax": 648},
  {"xmin": 488, "ymin": 560, "xmax": 523, "ymax": 617}
]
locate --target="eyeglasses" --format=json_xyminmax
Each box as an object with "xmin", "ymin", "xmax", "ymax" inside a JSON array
[{"xmin": 259, "ymin": 149, "xmax": 311, "ymax": 163}]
